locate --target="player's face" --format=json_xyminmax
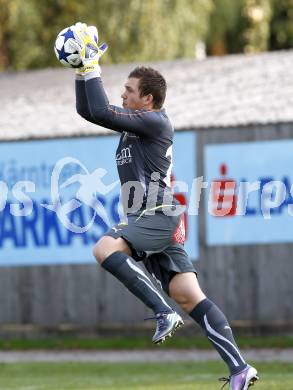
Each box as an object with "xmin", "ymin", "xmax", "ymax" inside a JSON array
[{"xmin": 121, "ymin": 77, "xmax": 151, "ymax": 110}]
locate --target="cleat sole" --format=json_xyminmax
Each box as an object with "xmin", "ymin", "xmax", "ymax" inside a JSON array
[
  {"xmin": 153, "ymin": 318, "xmax": 184, "ymax": 345},
  {"xmin": 248, "ymin": 375, "xmax": 259, "ymax": 388}
]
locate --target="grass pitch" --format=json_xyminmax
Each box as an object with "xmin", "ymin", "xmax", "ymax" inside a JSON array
[
  {"xmin": 0, "ymin": 361, "xmax": 292, "ymax": 390},
  {"xmin": 1, "ymin": 335, "xmax": 293, "ymax": 350}
]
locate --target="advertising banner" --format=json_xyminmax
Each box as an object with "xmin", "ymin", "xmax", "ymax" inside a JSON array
[
  {"xmin": 0, "ymin": 131, "xmax": 198, "ymax": 266},
  {"xmin": 205, "ymin": 139, "xmax": 293, "ymax": 246}
]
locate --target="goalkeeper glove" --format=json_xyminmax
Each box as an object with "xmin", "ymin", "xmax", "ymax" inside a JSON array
[{"xmin": 72, "ymin": 22, "xmax": 108, "ymax": 77}]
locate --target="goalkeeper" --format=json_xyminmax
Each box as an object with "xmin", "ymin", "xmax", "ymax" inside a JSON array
[{"xmin": 71, "ymin": 23, "xmax": 258, "ymax": 390}]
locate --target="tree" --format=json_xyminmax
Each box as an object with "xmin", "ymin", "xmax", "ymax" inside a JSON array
[
  {"xmin": 0, "ymin": 0, "xmax": 14, "ymax": 69},
  {"xmin": 206, "ymin": 0, "xmax": 276, "ymax": 55},
  {"xmin": 0, "ymin": 0, "xmax": 213, "ymax": 71},
  {"xmin": 242, "ymin": 0, "xmax": 272, "ymax": 53},
  {"xmin": 0, "ymin": 0, "xmax": 292, "ymax": 71},
  {"xmin": 206, "ymin": 0, "xmax": 246, "ymax": 55},
  {"xmin": 269, "ymin": 0, "xmax": 293, "ymax": 50}
]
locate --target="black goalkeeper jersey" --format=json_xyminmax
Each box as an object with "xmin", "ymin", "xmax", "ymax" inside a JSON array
[{"xmin": 76, "ymin": 77, "xmax": 175, "ymax": 213}]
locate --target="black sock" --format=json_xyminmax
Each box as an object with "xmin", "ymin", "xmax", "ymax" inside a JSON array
[
  {"xmin": 102, "ymin": 251, "xmax": 173, "ymax": 314},
  {"xmin": 190, "ymin": 298, "xmax": 247, "ymax": 375}
]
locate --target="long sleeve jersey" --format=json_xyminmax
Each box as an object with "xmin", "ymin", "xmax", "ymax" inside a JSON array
[{"xmin": 75, "ymin": 77, "xmax": 175, "ymax": 213}]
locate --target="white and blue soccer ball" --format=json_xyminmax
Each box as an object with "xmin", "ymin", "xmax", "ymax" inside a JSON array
[{"xmin": 54, "ymin": 26, "xmax": 82, "ymax": 68}]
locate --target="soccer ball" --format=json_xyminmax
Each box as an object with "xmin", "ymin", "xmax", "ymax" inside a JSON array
[{"xmin": 54, "ymin": 26, "xmax": 82, "ymax": 68}]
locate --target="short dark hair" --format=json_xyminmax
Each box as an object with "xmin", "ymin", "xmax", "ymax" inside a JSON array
[{"xmin": 128, "ymin": 66, "xmax": 167, "ymax": 109}]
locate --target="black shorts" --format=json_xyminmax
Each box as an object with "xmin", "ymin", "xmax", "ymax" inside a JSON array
[{"xmin": 105, "ymin": 209, "xmax": 197, "ymax": 293}]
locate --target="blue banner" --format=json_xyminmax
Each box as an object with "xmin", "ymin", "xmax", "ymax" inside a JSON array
[
  {"xmin": 205, "ymin": 139, "xmax": 293, "ymax": 246},
  {"xmin": 0, "ymin": 132, "xmax": 198, "ymax": 266}
]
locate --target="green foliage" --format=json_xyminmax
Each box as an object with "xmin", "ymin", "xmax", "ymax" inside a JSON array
[
  {"xmin": 0, "ymin": 0, "xmax": 292, "ymax": 71},
  {"xmin": 0, "ymin": 0, "xmax": 13, "ymax": 68},
  {"xmin": 207, "ymin": 0, "xmax": 293, "ymax": 55},
  {"xmin": 242, "ymin": 0, "xmax": 273, "ymax": 53},
  {"xmin": 9, "ymin": 0, "xmax": 44, "ymax": 69},
  {"xmin": 206, "ymin": 0, "xmax": 246, "ymax": 54},
  {"xmin": 270, "ymin": 0, "xmax": 293, "ymax": 49},
  {"xmin": 97, "ymin": 0, "xmax": 213, "ymax": 63},
  {"xmin": 0, "ymin": 0, "xmax": 213, "ymax": 71}
]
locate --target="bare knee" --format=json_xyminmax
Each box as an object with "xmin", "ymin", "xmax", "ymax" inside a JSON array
[
  {"xmin": 172, "ymin": 293, "xmax": 200, "ymax": 313},
  {"xmin": 169, "ymin": 272, "xmax": 206, "ymax": 313},
  {"xmin": 93, "ymin": 236, "xmax": 131, "ymax": 264}
]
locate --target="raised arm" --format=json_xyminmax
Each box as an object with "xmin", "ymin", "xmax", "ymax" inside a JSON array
[
  {"xmin": 75, "ymin": 79, "xmax": 94, "ymax": 123},
  {"xmin": 81, "ymin": 76, "xmax": 161, "ymax": 136},
  {"xmin": 72, "ymin": 23, "xmax": 164, "ymax": 137}
]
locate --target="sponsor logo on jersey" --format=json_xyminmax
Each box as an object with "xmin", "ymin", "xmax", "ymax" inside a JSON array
[{"xmin": 116, "ymin": 146, "xmax": 133, "ymax": 166}]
